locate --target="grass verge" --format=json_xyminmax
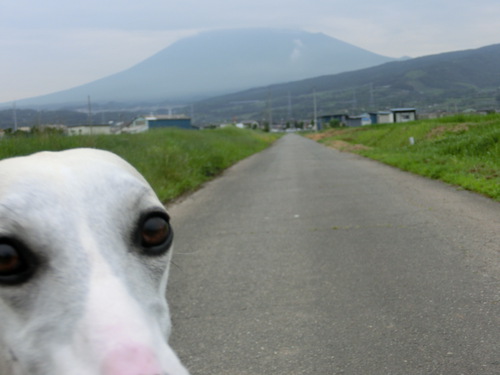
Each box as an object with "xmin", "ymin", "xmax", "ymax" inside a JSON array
[
  {"xmin": 305, "ymin": 113, "xmax": 500, "ymax": 201},
  {"xmin": 0, "ymin": 127, "xmax": 279, "ymax": 202}
]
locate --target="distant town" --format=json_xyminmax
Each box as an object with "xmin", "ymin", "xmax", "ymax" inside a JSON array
[{"xmin": 1, "ymin": 105, "xmax": 498, "ymax": 139}]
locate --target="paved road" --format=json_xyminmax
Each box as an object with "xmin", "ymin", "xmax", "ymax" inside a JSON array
[{"xmin": 167, "ymin": 134, "xmax": 500, "ymax": 375}]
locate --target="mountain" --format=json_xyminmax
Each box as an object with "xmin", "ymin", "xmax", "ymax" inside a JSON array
[
  {"xmin": 191, "ymin": 43, "xmax": 500, "ymax": 124},
  {"xmin": 9, "ymin": 29, "xmax": 395, "ymax": 108}
]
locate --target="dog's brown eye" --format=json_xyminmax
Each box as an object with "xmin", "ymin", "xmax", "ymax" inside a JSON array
[
  {"xmin": 0, "ymin": 244, "xmax": 22, "ymax": 275},
  {"xmin": 0, "ymin": 240, "xmax": 36, "ymax": 285},
  {"xmin": 142, "ymin": 216, "xmax": 169, "ymax": 246},
  {"xmin": 139, "ymin": 214, "xmax": 173, "ymax": 255}
]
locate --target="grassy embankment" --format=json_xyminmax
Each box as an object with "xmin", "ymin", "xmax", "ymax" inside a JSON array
[
  {"xmin": 0, "ymin": 127, "xmax": 279, "ymax": 202},
  {"xmin": 306, "ymin": 113, "xmax": 500, "ymax": 201}
]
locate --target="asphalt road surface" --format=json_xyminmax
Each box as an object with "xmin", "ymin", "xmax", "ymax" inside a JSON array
[{"xmin": 167, "ymin": 134, "xmax": 500, "ymax": 375}]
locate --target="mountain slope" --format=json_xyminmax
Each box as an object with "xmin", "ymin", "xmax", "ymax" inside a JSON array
[
  {"xmin": 11, "ymin": 29, "xmax": 395, "ymax": 108},
  {"xmin": 192, "ymin": 43, "xmax": 500, "ymax": 123}
]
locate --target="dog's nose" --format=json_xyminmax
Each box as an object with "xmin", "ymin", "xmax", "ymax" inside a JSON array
[
  {"xmin": 101, "ymin": 344, "xmax": 162, "ymax": 375},
  {"xmin": 101, "ymin": 343, "xmax": 190, "ymax": 375}
]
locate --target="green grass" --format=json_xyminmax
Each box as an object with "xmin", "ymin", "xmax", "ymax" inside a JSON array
[
  {"xmin": 0, "ymin": 128, "xmax": 279, "ymax": 202},
  {"xmin": 308, "ymin": 113, "xmax": 500, "ymax": 201}
]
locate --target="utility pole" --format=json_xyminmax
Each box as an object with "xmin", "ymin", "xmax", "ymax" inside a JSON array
[
  {"xmin": 313, "ymin": 89, "xmax": 318, "ymax": 131},
  {"xmin": 267, "ymin": 89, "xmax": 273, "ymax": 132},
  {"xmin": 369, "ymin": 83, "xmax": 375, "ymax": 109},
  {"xmin": 12, "ymin": 101, "xmax": 18, "ymax": 132},
  {"xmin": 37, "ymin": 106, "xmax": 41, "ymax": 127},
  {"xmin": 87, "ymin": 95, "xmax": 93, "ymax": 135},
  {"xmin": 287, "ymin": 91, "xmax": 292, "ymax": 123}
]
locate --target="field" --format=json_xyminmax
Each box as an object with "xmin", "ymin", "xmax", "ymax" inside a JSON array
[
  {"xmin": 0, "ymin": 127, "xmax": 279, "ymax": 202},
  {"xmin": 306, "ymin": 113, "xmax": 500, "ymax": 201}
]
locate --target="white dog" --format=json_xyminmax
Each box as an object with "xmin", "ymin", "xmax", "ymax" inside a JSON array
[{"xmin": 0, "ymin": 149, "xmax": 190, "ymax": 375}]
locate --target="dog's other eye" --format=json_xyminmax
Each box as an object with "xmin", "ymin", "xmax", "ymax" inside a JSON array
[
  {"xmin": 0, "ymin": 240, "xmax": 36, "ymax": 285},
  {"xmin": 139, "ymin": 214, "xmax": 173, "ymax": 255}
]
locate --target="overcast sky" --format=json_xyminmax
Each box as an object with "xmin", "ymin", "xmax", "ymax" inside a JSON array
[{"xmin": 1, "ymin": 0, "xmax": 499, "ymax": 103}]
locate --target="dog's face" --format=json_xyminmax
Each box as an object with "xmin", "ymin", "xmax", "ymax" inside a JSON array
[{"xmin": 0, "ymin": 149, "xmax": 189, "ymax": 375}]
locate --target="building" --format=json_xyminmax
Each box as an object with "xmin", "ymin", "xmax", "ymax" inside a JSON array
[
  {"xmin": 122, "ymin": 115, "xmax": 194, "ymax": 133},
  {"xmin": 66, "ymin": 124, "xmax": 111, "ymax": 136},
  {"xmin": 344, "ymin": 114, "xmax": 371, "ymax": 127},
  {"xmin": 368, "ymin": 109, "xmax": 416, "ymax": 124},
  {"xmin": 317, "ymin": 108, "xmax": 417, "ymax": 129},
  {"xmin": 146, "ymin": 115, "xmax": 193, "ymax": 130},
  {"xmin": 317, "ymin": 114, "xmax": 349, "ymax": 129},
  {"xmin": 391, "ymin": 108, "xmax": 417, "ymax": 123},
  {"xmin": 369, "ymin": 111, "xmax": 394, "ymax": 124},
  {"xmin": 121, "ymin": 117, "xmax": 148, "ymax": 134}
]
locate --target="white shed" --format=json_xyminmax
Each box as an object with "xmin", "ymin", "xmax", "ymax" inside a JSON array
[{"xmin": 391, "ymin": 108, "xmax": 417, "ymax": 123}]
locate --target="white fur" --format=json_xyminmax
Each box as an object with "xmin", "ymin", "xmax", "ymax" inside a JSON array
[{"xmin": 0, "ymin": 149, "xmax": 189, "ymax": 375}]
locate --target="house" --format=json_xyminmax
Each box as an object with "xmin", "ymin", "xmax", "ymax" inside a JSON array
[
  {"xmin": 391, "ymin": 108, "xmax": 417, "ymax": 123},
  {"xmin": 66, "ymin": 124, "xmax": 111, "ymax": 136}
]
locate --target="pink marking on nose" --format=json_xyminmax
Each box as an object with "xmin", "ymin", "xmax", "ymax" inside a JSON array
[{"xmin": 101, "ymin": 345, "xmax": 164, "ymax": 375}]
